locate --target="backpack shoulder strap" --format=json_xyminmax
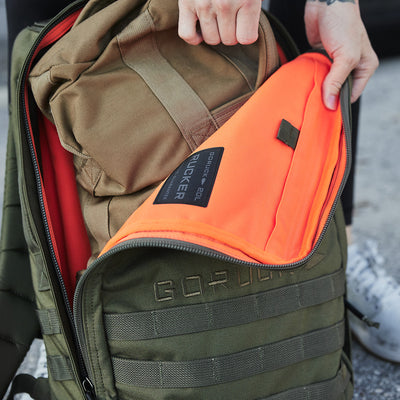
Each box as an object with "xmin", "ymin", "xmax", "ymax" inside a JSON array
[
  {"xmin": 0, "ymin": 123, "xmax": 41, "ymax": 399},
  {"xmin": 0, "ymin": 26, "xmax": 42, "ymax": 399}
]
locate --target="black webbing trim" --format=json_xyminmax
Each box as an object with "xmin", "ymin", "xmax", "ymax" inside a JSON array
[
  {"xmin": 112, "ymin": 321, "xmax": 345, "ymax": 388},
  {"xmin": 105, "ymin": 268, "xmax": 345, "ymax": 341}
]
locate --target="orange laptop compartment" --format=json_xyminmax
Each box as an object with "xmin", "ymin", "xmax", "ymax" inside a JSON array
[{"xmin": 101, "ymin": 51, "xmax": 351, "ymax": 266}]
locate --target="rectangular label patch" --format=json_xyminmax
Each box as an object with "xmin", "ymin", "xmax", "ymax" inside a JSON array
[
  {"xmin": 154, "ymin": 147, "xmax": 224, "ymax": 207},
  {"xmin": 277, "ymin": 119, "xmax": 300, "ymax": 150}
]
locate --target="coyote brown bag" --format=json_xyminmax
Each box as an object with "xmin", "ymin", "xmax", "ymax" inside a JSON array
[
  {"xmin": 28, "ymin": 0, "xmax": 282, "ymax": 262},
  {"xmin": 0, "ymin": 0, "xmax": 354, "ymax": 399}
]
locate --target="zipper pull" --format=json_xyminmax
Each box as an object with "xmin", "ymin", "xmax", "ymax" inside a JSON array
[
  {"xmin": 345, "ymin": 299, "xmax": 380, "ymax": 329},
  {"xmin": 82, "ymin": 377, "xmax": 96, "ymax": 400}
]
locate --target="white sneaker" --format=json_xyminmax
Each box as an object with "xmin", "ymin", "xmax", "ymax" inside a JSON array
[{"xmin": 346, "ymin": 240, "xmax": 400, "ymax": 363}]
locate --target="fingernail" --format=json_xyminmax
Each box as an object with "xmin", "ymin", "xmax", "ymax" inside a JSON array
[{"xmin": 326, "ymin": 94, "xmax": 338, "ymax": 110}]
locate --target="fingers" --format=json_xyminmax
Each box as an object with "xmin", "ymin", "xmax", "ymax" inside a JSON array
[
  {"xmin": 304, "ymin": 1, "xmax": 379, "ymax": 110},
  {"xmin": 216, "ymin": 7, "xmax": 239, "ymax": 45},
  {"xmin": 236, "ymin": 3, "xmax": 260, "ymax": 44},
  {"xmin": 199, "ymin": 13, "xmax": 223, "ymax": 45},
  {"xmin": 178, "ymin": 0, "xmax": 203, "ymax": 45},
  {"xmin": 323, "ymin": 42, "xmax": 379, "ymax": 110},
  {"xmin": 178, "ymin": 0, "xmax": 261, "ymax": 46},
  {"xmin": 323, "ymin": 53, "xmax": 358, "ymax": 110},
  {"xmin": 349, "ymin": 45, "xmax": 379, "ymax": 103}
]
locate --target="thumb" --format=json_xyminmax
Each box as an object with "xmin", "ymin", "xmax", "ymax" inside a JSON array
[{"xmin": 322, "ymin": 58, "xmax": 352, "ymax": 110}]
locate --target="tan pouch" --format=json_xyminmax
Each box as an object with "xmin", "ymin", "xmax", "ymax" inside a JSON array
[{"xmin": 29, "ymin": 0, "xmax": 279, "ymax": 258}]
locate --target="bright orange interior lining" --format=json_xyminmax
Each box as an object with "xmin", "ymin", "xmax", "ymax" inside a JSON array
[{"xmin": 101, "ymin": 53, "xmax": 346, "ymax": 266}]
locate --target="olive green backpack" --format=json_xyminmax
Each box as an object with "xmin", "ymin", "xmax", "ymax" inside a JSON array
[{"xmin": 0, "ymin": 0, "xmax": 353, "ymax": 399}]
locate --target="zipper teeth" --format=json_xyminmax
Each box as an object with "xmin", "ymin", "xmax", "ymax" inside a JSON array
[
  {"xmin": 20, "ymin": 5, "xmax": 81, "ymax": 317},
  {"xmin": 21, "ymin": 103, "xmax": 71, "ymax": 309},
  {"xmin": 19, "ymin": 0, "xmax": 91, "ymax": 389}
]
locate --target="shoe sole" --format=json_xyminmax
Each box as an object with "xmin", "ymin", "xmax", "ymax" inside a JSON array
[{"xmin": 351, "ymin": 329, "xmax": 400, "ymax": 364}]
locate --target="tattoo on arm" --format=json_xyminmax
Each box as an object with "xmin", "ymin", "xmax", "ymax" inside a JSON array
[{"xmin": 307, "ymin": 0, "xmax": 355, "ymax": 4}]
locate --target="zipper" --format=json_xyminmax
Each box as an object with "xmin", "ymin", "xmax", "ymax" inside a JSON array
[{"xmin": 18, "ymin": 1, "xmax": 96, "ymax": 398}]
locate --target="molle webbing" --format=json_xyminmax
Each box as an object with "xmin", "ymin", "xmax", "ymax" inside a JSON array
[
  {"xmin": 36, "ymin": 309, "xmax": 61, "ymax": 335},
  {"xmin": 258, "ymin": 362, "xmax": 351, "ymax": 400},
  {"xmin": 104, "ymin": 268, "xmax": 345, "ymax": 341},
  {"xmin": 47, "ymin": 355, "xmax": 74, "ymax": 382},
  {"xmin": 111, "ymin": 321, "xmax": 345, "ymax": 388}
]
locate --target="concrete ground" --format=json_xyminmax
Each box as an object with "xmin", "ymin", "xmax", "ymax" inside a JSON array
[{"xmin": 1, "ymin": 0, "xmax": 400, "ymax": 398}]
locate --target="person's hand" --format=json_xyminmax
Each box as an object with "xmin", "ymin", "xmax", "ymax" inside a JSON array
[
  {"xmin": 304, "ymin": 0, "xmax": 379, "ymax": 110},
  {"xmin": 178, "ymin": 0, "xmax": 262, "ymax": 46}
]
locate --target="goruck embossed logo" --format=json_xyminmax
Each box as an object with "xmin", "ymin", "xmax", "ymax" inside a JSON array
[{"xmin": 154, "ymin": 147, "xmax": 224, "ymax": 207}]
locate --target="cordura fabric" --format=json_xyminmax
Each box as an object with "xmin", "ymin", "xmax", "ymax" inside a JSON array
[
  {"xmin": 29, "ymin": 0, "xmax": 280, "ymax": 265},
  {"xmin": 0, "ymin": 0, "xmax": 353, "ymax": 398}
]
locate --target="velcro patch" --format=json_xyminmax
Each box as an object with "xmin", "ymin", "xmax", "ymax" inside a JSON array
[
  {"xmin": 154, "ymin": 147, "xmax": 224, "ymax": 207},
  {"xmin": 277, "ymin": 119, "xmax": 300, "ymax": 150}
]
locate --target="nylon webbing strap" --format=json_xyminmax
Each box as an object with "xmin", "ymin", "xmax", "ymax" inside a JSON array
[
  {"xmin": 258, "ymin": 362, "xmax": 351, "ymax": 400},
  {"xmin": 32, "ymin": 252, "xmax": 51, "ymax": 292},
  {"xmin": 37, "ymin": 309, "xmax": 61, "ymax": 335},
  {"xmin": 105, "ymin": 268, "xmax": 345, "ymax": 341},
  {"xmin": 38, "ymin": 270, "xmax": 51, "ymax": 292},
  {"xmin": 117, "ymin": 10, "xmax": 219, "ymax": 151},
  {"xmin": 112, "ymin": 321, "xmax": 344, "ymax": 388},
  {"xmin": 47, "ymin": 355, "xmax": 74, "ymax": 381}
]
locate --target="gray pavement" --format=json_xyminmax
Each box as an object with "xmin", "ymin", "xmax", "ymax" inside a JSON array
[{"xmin": 1, "ymin": 0, "xmax": 400, "ymax": 398}]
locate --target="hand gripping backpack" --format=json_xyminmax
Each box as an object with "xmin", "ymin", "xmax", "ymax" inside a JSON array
[{"xmin": 0, "ymin": 0, "xmax": 353, "ymax": 399}]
